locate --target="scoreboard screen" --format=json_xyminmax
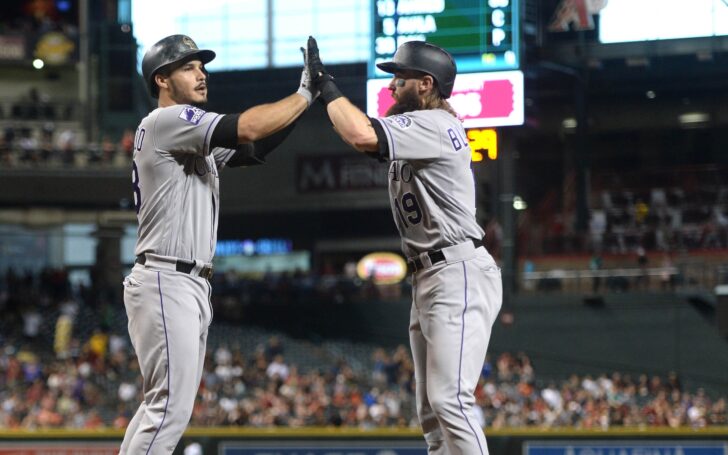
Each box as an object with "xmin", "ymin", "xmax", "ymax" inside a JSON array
[{"xmin": 371, "ymin": 0, "xmax": 520, "ymax": 77}]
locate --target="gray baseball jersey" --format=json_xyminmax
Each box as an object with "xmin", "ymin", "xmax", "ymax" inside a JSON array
[
  {"xmin": 373, "ymin": 109, "xmax": 484, "ymax": 258},
  {"xmin": 133, "ymin": 104, "xmax": 236, "ymax": 262},
  {"xmin": 122, "ymin": 104, "xmax": 235, "ymax": 454},
  {"xmin": 372, "ymin": 108, "xmax": 502, "ymax": 455}
]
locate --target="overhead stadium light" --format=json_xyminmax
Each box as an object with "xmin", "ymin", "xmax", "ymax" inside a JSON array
[
  {"xmin": 562, "ymin": 117, "xmax": 577, "ymax": 129},
  {"xmin": 513, "ymin": 196, "xmax": 528, "ymax": 210},
  {"xmin": 678, "ymin": 112, "xmax": 710, "ymax": 125}
]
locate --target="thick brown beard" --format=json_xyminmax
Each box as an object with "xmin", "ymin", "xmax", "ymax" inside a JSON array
[{"xmin": 385, "ymin": 88, "xmax": 422, "ymax": 116}]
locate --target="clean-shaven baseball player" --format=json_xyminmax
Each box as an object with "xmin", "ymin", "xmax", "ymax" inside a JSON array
[
  {"xmin": 307, "ymin": 37, "xmax": 502, "ymax": 454},
  {"xmin": 121, "ymin": 35, "xmax": 318, "ymax": 454}
]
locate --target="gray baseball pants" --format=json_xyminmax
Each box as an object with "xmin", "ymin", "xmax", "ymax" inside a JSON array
[
  {"xmin": 120, "ymin": 264, "xmax": 212, "ymax": 454},
  {"xmin": 409, "ymin": 245, "xmax": 502, "ymax": 454}
]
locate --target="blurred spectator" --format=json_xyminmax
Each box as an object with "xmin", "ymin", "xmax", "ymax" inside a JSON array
[
  {"xmin": 18, "ymin": 128, "xmax": 38, "ymax": 164},
  {"xmin": 634, "ymin": 246, "xmax": 649, "ymax": 290},
  {"xmin": 108, "ymin": 332, "xmax": 127, "ymax": 356},
  {"xmin": 84, "ymin": 327, "xmax": 108, "ymax": 365},
  {"xmin": 53, "ymin": 312, "xmax": 73, "ymax": 359},
  {"xmin": 101, "ymin": 135, "xmax": 116, "ymax": 163},
  {"xmin": 120, "ymin": 128, "xmax": 135, "ymax": 157},
  {"xmin": 371, "ymin": 348, "xmax": 388, "ymax": 386},
  {"xmin": 634, "ymin": 198, "xmax": 649, "ymax": 225},
  {"xmin": 659, "ymin": 252, "xmax": 676, "ymax": 291},
  {"xmin": 522, "ymin": 259, "xmax": 536, "ymax": 291},
  {"xmin": 55, "ymin": 127, "xmax": 77, "ymax": 165},
  {"xmin": 266, "ymin": 354, "xmax": 289, "ymax": 381},
  {"xmin": 264, "ymin": 336, "xmax": 284, "ymax": 362},
  {"xmin": 117, "ymin": 380, "xmax": 137, "ymax": 403},
  {"xmin": 184, "ymin": 442, "xmax": 203, "ymax": 455},
  {"xmin": 485, "ymin": 219, "xmax": 503, "ymax": 260},
  {"xmin": 0, "ymin": 133, "xmax": 10, "ymax": 165},
  {"xmin": 21, "ymin": 305, "xmax": 42, "ymax": 342},
  {"xmin": 589, "ymin": 210, "xmax": 607, "ymax": 252},
  {"xmin": 589, "ymin": 253, "xmax": 603, "ymax": 293}
]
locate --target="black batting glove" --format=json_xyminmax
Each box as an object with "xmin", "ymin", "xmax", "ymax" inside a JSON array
[{"xmin": 307, "ymin": 36, "xmax": 343, "ymax": 106}]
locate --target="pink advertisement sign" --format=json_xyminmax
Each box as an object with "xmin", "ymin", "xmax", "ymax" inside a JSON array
[{"xmin": 367, "ymin": 70, "xmax": 524, "ymax": 128}]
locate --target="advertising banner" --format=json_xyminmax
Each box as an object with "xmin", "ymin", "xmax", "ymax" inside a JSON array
[
  {"xmin": 367, "ymin": 71, "xmax": 524, "ymax": 128},
  {"xmin": 0, "ymin": 443, "xmax": 119, "ymax": 455},
  {"xmin": 223, "ymin": 448, "xmax": 425, "ymax": 455},
  {"xmin": 525, "ymin": 441, "xmax": 728, "ymax": 455}
]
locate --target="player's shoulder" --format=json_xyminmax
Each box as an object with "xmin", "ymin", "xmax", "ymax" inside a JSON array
[
  {"xmin": 426, "ymin": 108, "xmax": 461, "ymax": 124},
  {"xmin": 381, "ymin": 109, "xmax": 433, "ymax": 129},
  {"xmin": 152, "ymin": 104, "xmax": 213, "ymax": 126},
  {"xmin": 382, "ymin": 109, "xmax": 458, "ymax": 131}
]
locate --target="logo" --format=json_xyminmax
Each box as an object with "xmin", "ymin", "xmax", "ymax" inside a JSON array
[
  {"xmin": 356, "ymin": 252, "xmax": 407, "ymax": 285},
  {"xmin": 34, "ymin": 31, "xmax": 75, "ymax": 65},
  {"xmin": 178, "ymin": 106, "xmax": 206, "ymax": 124},
  {"xmin": 388, "ymin": 114, "xmax": 412, "ymax": 129},
  {"xmin": 182, "ymin": 36, "xmax": 198, "ymax": 49}
]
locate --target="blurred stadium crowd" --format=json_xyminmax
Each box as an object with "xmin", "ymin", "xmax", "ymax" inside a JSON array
[
  {"xmin": 0, "ymin": 118, "xmax": 135, "ymax": 168},
  {"xmin": 0, "ymin": 267, "xmax": 725, "ymax": 430}
]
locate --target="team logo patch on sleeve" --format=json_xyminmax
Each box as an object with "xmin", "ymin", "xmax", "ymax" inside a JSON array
[
  {"xmin": 178, "ymin": 106, "xmax": 206, "ymax": 125},
  {"xmin": 387, "ymin": 115, "xmax": 412, "ymax": 129}
]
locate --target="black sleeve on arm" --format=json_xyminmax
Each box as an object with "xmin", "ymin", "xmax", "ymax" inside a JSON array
[
  {"xmin": 225, "ymin": 121, "xmax": 297, "ymax": 168},
  {"xmin": 210, "ymin": 113, "xmax": 240, "ymax": 149},
  {"xmin": 365, "ymin": 117, "xmax": 389, "ymax": 163},
  {"xmin": 252, "ymin": 121, "xmax": 296, "ymax": 159},
  {"xmin": 226, "ymin": 143, "xmax": 259, "ymax": 168}
]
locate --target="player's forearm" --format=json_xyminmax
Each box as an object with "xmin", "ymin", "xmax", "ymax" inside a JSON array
[
  {"xmin": 237, "ymin": 93, "xmax": 308, "ymax": 143},
  {"xmin": 326, "ymin": 97, "xmax": 379, "ymax": 152}
]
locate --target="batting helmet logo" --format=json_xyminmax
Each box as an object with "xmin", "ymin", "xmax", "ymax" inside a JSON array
[
  {"xmin": 141, "ymin": 34, "xmax": 215, "ymax": 98},
  {"xmin": 377, "ymin": 41, "xmax": 457, "ymax": 99},
  {"xmin": 182, "ymin": 36, "xmax": 197, "ymax": 49}
]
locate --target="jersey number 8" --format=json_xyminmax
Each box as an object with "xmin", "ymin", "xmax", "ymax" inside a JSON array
[
  {"xmin": 131, "ymin": 161, "xmax": 141, "ymax": 214},
  {"xmin": 131, "ymin": 128, "xmax": 145, "ymax": 214}
]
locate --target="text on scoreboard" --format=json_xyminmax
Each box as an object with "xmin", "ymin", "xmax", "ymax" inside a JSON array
[{"xmin": 371, "ymin": 0, "xmax": 519, "ymax": 76}]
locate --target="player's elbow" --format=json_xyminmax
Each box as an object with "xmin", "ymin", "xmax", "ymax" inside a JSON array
[
  {"xmin": 237, "ymin": 117, "xmax": 266, "ymax": 143},
  {"xmin": 351, "ymin": 138, "xmax": 379, "ymax": 153},
  {"xmin": 345, "ymin": 129, "xmax": 379, "ymax": 153},
  {"xmin": 238, "ymin": 112, "xmax": 271, "ymax": 144}
]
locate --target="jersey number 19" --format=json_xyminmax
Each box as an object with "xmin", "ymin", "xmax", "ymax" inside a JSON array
[{"xmin": 394, "ymin": 192, "xmax": 422, "ymax": 228}]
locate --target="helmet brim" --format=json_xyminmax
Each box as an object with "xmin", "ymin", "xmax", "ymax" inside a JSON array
[
  {"xmin": 376, "ymin": 61, "xmax": 407, "ymax": 74},
  {"xmin": 174, "ymin": 49, "xmax": 216, "ymax": 66},
  {"xmin": 193, "ymin": 49, "xmax": 216, "ymax": 64}
]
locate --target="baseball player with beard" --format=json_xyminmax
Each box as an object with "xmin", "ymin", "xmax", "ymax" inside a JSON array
[
  {"xmin": 306, "ymin": 37, "xmax": 503, "ymax": 454},
  {"xmin": 120, "ymin": 34, "xmax": 318, "ymax": 454}
]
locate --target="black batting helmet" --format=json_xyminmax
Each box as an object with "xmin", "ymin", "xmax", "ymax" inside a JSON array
[
  {"xmin": 142, "ymin": 34, "xmax": 216, "ymax": 98},
  {"xmin": 376, "ymin": 41, "xmax": 457, "ymax": 98}
]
